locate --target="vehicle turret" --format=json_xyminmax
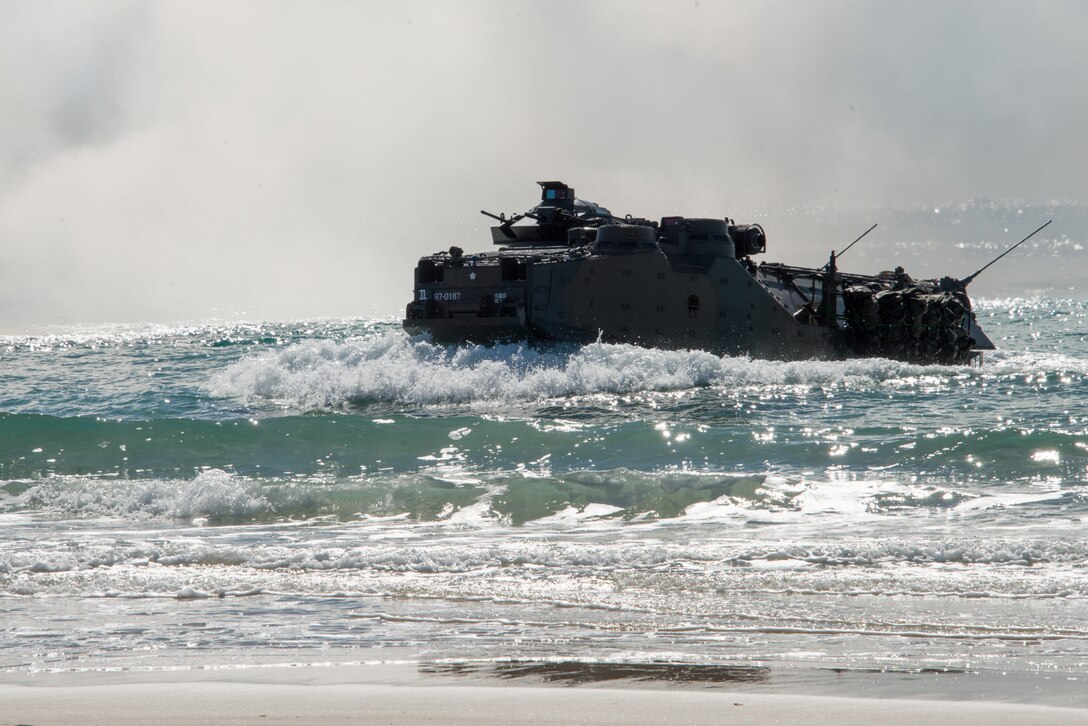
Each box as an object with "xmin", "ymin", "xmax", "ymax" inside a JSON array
[{"xmin": 481, "ymin": 180, "xmax": 619, "ymax": 246}]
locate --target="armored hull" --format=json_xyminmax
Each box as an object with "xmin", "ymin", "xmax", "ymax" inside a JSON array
[{"xmin": 404, "ymin": 182, "xmax": 995, "ymax": 365}]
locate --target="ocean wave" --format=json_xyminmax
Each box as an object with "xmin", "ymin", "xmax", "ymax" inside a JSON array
[
  {"xmin": 11, "ymin": 470, "xmax": 275, "ymax": 523},
  {"xmin": 4, "ymin": 408, "xmax": 1087, "ymax": 488},
  {"xmin": 5, "ymin": 528, "xmax": 1088, "ymax": 590},
  {"xmin": 208, "ymin": 333, "xmax": 981, "ymax": 412},
  {"xmin": 2, "ymin": 468, "xmax": 774, "ymax": 525},
  {"xmin": 208, "ymin": 335, "xmax": 724, "ymax": 409},
  {"xmin": 203, "ymin": 323, "xmax": 1088, "ymax": 415},
  {"xmin": 6, "ymin": 466, "xmax": 1086, "ymax": 531}
]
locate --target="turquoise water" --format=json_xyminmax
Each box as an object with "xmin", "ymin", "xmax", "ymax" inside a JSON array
[{"xmin": 2, "ymin": 299, "xmax": 1088, "ymax": 703}]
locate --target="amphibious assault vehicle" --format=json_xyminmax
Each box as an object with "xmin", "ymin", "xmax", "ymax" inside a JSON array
[{"xmin": 404, "ymin": 181, "xmax": 1006, "ymax": 364}]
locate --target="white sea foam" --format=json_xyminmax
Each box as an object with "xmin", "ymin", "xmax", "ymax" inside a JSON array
[
  {"xmin": 209, "ymin": 333, "xmax": 997, "ymax": 411},
  {"xmin": 16, "ymin": 469, "xmax": 271, "ymax": 522},
  {"xmin": 9, "ymin": 466, "xmax": 1083, "ymax": 536},
  {"xmin": 6, "ymin": 533, "xmax": 1088, "ymax": 600}
]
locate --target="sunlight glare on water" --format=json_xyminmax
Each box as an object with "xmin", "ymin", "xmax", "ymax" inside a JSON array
[{"xmin": 1, "ymin": 298, "xmax": 1088, "ymax": 704}]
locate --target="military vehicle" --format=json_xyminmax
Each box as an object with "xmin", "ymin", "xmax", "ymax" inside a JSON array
[{"xmin": 403, "ymin": 181, "xmax": 1043, "ymax": 364}]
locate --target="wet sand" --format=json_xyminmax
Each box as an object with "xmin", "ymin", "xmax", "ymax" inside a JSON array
[{"xmin": 3, "ymin": 667, "xmax": 1086, "ymax": 726}]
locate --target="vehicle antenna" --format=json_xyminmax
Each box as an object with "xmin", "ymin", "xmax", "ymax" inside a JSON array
[
  {"xmin": 820, "ymin": 223, "xmax": 877, "ymax": 270},
  {"xmin": 837, "ymin": 223, "xmax": 878, "ymax": 259},
  {"xmin": 960, "ymin": 220, "xmax": 1052, "ymax": 287}
]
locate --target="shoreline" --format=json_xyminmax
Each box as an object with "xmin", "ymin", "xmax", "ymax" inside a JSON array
[{"xmin": 3, "ymin": 665, "xmax": 1086, "ymax": 726}]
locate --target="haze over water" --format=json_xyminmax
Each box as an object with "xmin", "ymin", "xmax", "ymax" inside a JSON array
[{"xmin": 4, "ymin": 1, "xmax": 1088, "ymax": 327}]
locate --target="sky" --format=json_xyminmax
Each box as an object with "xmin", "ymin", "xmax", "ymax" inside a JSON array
[{"xmin": 2, "ymin": 0, "xmax": 1087, "ymax": 327}]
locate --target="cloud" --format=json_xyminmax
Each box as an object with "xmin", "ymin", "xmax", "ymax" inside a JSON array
[{"xmin": 1, "ymin": 0, "xmax": 1086, "ymax": 327}]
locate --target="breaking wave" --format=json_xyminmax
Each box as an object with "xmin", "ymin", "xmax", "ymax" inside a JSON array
[
  {"xmin": 206, "ymin": 333, "xmax": 1036, "ymax": 412},
  {"xmin": 6, "ymin": 466, "xmax": 1086, "ymax": 530},
  {"xmin": 2, "ymin": 468, "xmax": 772, "ymax": 525}
]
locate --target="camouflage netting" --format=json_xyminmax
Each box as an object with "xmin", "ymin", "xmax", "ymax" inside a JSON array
[{"xmin": 842, "ymin": 285, "xmax": 975, "ymax": 364}]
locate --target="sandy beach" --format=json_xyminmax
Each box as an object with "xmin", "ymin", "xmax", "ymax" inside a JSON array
[
  {"xmin": 4, "ymin": 666, "xmax": 1087, "ymax": 726},
  {"xmin": 5, "ymin": 682, "xmax": 1087, "ymax": 726}
]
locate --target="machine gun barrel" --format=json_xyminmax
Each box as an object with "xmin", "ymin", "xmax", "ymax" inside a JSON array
[
  {"xmin": 960, "ymin": 220, "xmax": 1052, "ymax": 287},
  {"xmin": 482, "ymin": 209, "xmax": 526, "ymax": 239},
  {"xmin": 481, "ymin": 210, "xmax": 511, "ymax": 223}
]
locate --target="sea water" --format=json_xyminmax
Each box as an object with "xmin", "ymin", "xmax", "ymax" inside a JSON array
[{"xmin": 2, "ymin": 299, "xmax": 1087, "ymax": 704}]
